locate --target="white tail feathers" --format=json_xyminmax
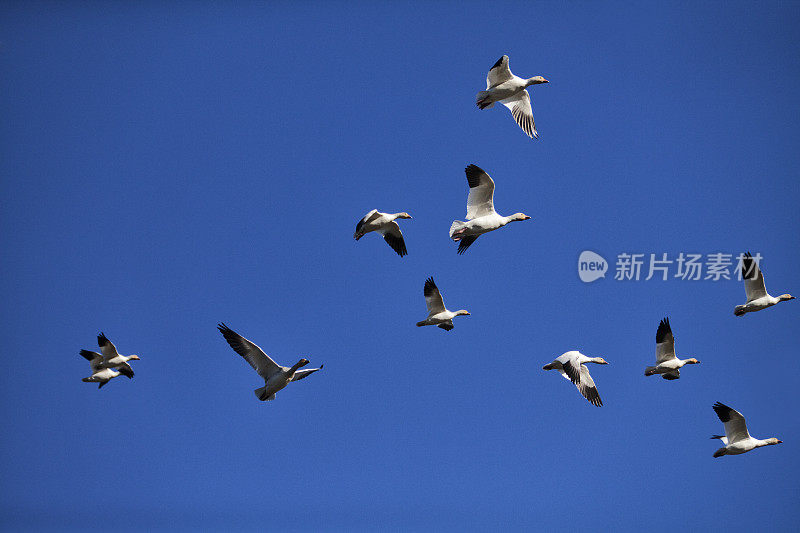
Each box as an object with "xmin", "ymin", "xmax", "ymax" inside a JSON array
[{"xmin": 449, "ymin": 220, "xmax": 466, "ymax": 239}]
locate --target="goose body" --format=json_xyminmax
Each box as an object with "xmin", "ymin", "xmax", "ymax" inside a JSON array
[
  {"xmin": 415, "ymin": 277, "xmax": 469, "ymax": 331},
  {"xmin": 217, "ymin": 323, "xmax": 322, "ymax": 401},
  {"xmin": 354, "ymin": 210, "xmax": 412, "ymax": 257},
  {"xmin": 711, "ymin": 402, "xmax": 782, "ymax": 457},
  {"xmin": 734, "ymin": 252, "xmax": 794, "ymax": 316},
  {"xmin": 543, "ymin": 351, "xmax": 608, "ymax": 407},
  {"xmin": 475, "ymin": 55, "xmax": 548, "ymax": 138},
  {"xmin": 79, "ymin": 350, "xmax": 121, "ymax": 389},
  {"xmin": 644, "ymin": 318, "xmax": 699, "ymax": 380},
  {"xmin": 449, "ymin": 165, "xmax": 530, "ymax": 254}
]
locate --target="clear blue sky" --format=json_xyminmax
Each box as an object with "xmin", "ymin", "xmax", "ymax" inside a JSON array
[{"xmin": 1, "ymin": 1, "xmax": 799, "ymax": 531}]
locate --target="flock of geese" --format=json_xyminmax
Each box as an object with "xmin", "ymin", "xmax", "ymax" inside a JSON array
[{"xmin": 78, "ymin": 55, "xmax": 794, "ymax": 458}]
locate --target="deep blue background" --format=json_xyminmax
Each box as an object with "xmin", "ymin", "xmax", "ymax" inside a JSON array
[{"xmin": 1, "ymin": 1, "xmax": 798, "ymax": 530}]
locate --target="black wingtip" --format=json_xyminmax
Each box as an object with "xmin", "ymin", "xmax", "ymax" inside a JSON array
[
  {"xmin": 97, "ymin": 332, "xmax": 109, "ymax": 346},
  {"xmin": 712, "ymin": 402, "xmax": 733, "ymax": 422},
  {"xmin": 741, "ymin": 251, "xmax": 758, "ymax": 280},
  {"xmin": 423, "ymin": 277, "xmax": 436, "ymax": 295},
  {"xmin": 464, "ymin": 164, "xmax": 485, "ymax": 188},
  {"xmin": 383, "ymin": 233, "xmax": 408, "ymax": 257},
  {"xmin": 456, "ymin": 236, "xmax": 478, "ymax": 255},
  {"xmin": 490, "ymin": 56, "xmax": 504, "ymax": 70},
  {"xmin": 217, "ymin": 323, "xmax": 239, "ymax": 345},
  {"xmin": 656, "ymin": 317, "xmax": 671, "ymax": 344},
  {"xmin": 584, "ymin": 385, "xmax": 603, "ymax": 407}
]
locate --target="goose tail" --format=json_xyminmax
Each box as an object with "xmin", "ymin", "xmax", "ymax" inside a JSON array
[
  {"xmin": 476, "ymin": 90, "xmax": 495, "ymax": 109},
  {"xmin": 449, "ymin": 220, "xmax": 466, "ymax": 239}
]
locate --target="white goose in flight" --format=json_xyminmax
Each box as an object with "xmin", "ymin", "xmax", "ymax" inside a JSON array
[
  {"xmin": 734, "ymin": 252, "xmax": 794, "ymax": 316},
  {"xmin": 80, "ymin": 350, "xmax": 121, "ymax": 389},
  {"xmin": 644, "ymin": 318, "xmax": 699, "ymax": 380},
  {"xmin": 543, "ymin": 351, "xmax": 609, "ymax": 407},
  {"xmin": 711, "ymin": 402, "xmax": 782, "ymax": 457},
  {"xmin": 449, "ymin": 165, "xmax": 530, "ymax": 254},
  {"xmin": 217, "ymin": 323, "xmax": 323, "ymax": 401},
  {"xmin": 96, "ymin": 332, "xmax": 139, "ymax": 376},
  {"xmin": 353, "ymin": 209, "xmax": 412, "ymax": 257},
  {"xmin": 475, "ymin": 55, "xmax": 548, "ymax": 138},
  {"xmin": 80, "ymin": 350, "xmax": 134, "ymax": 379},
  {"xmin": 415, "ymin": 277, "xmax": 470, "ymax": 331}
]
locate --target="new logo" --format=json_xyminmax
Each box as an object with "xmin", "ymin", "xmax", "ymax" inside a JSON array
[{"xmin": 578, "ymin": 251, "xmax": 607, "ymax": 283}]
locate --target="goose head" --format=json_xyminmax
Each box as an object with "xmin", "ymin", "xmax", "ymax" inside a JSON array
[
  {"xmin": 778, "ymin": 294, "xmax": 795, "ymax": 302},
  {"xmin": 128, "ymin": 354, "xmax": 141, "ymax": 361},
  {"xmin": 456, "ymin": 310, "xmax": 470, "ymax": 317},
  {"xmin": 290, "ymin": 358, "xmax": 310, "ymax": 372},
  {"xmin": 765, "ymin": 437, "xmax": 783, "ymax": 446},
  {"xmin": 396, "ymin": 212, "xmax": 412, "ymax": 219},
  {"xmin": 685, "ymin": 358, "xmax": 700, "ymax": 364},
  {"xmin": 592, "ymin": 357, "xmax": 610, "ymax": 365},
  {"xmin": 510, "ymin": 213, "xmax": 531, "ymax": 222},
  {"xmin": 526, "ymin": 76, "xmax": 549, "ymax": 86}
]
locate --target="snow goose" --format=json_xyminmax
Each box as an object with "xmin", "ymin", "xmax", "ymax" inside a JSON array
[
  {"xmin": 354, "ymin": 209, "xmax": 412, "ymax": 257},
  {"xmin": 734, "ymin": 252, "xmax": 794, "ymax": 316},
  {"xmin": 80, "ymin": 350, "xmax": 120, "ymax": 389},
  {"xmin": 81, "ymin": 349, "xmax": 134, "ymax": 379},
  {"xmin": 96, "ymin": 332, "xmax": 139, "ymax": 376},
  {"xmin": 543, "ymin": 351, "xmax": 609, "ymax": 407},
  {"xmin": 711, "ymin": 402, "xmax": 782, "ymax": 457},
  {"xmin": 449, "ymin": 165, "xmax": 530, "ymax": 254},
  {"xmin": 476, "ymin": 55, "xmax": 548, "ymax": 138},
  {"xmin": 415, "ymin": 277, "xmax": 470, "ymax": 331},
  {"xmin": 217, "ymin": 323, "xmax": 323, "ymax": 401},
  {"xmin": 644, "ymin": 318, "xmax": 699, "ymax": 380}
]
